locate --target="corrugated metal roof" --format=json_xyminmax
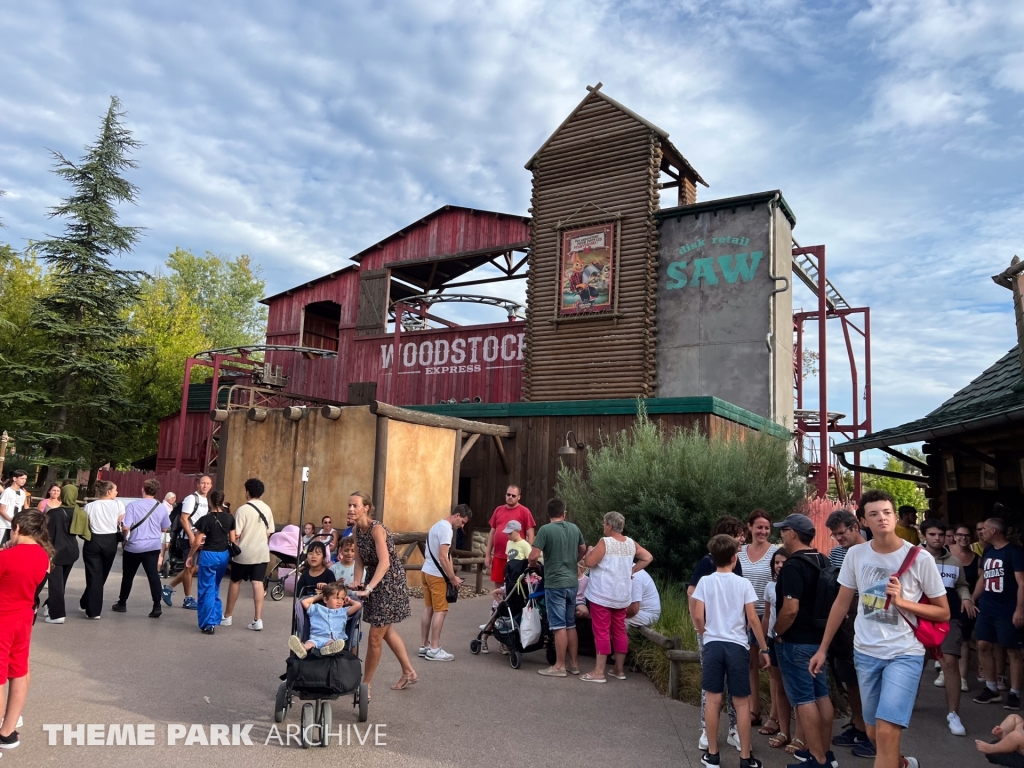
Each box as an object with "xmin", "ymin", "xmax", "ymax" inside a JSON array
[{"xmin": 832, "ymin": 346, "xmax": 1024, "ymax": 452}]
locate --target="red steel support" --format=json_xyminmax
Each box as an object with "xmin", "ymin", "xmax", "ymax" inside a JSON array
[
  {"xmin": 816, "ymin": 247, "xmax": 829, "ymax": 499},
  {"xmin": 174, "ymin": 358, "xmax": 196, "ymax": 472}
]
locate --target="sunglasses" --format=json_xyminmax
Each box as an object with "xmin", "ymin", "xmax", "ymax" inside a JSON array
[{"xmin": 506, "ymin": 493, "xmax": 518, "ymax": 497}]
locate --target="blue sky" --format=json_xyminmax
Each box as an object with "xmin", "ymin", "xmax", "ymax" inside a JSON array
[{"xmin": 1, "ymin": 0, "xmax": 1022, "ymax": 438}]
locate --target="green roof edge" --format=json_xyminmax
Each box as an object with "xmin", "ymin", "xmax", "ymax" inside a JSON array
[{"xmin": 408, "ymin": 397, "xmax": 791, "ymax": 439}]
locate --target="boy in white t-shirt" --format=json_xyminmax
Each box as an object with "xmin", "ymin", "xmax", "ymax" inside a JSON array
[
  {"xmin": 810, "ymin": 490, "xmax": 949, "ymax": 768},
  {"xmin": 692, "ymin": 534, "xmax": 770, "ymax": 768}
]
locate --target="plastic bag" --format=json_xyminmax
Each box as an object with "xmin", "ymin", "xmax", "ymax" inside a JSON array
[{"xmin": 520, "ymin": 600, "xmax": 541, "ymax": 648}]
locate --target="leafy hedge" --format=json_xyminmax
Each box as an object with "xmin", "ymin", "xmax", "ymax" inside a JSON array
[{"xmin": 556, "ymin": 403, "xmax": 806, "ymax": 581}]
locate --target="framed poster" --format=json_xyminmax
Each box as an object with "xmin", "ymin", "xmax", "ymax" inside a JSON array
[
  {"xmin": 559, "ymin": 222, "xmax": 615, "ymax": 315},
  {"xmin": 943, "ymin": 456, "xmax": 957, "ymax": 492}
]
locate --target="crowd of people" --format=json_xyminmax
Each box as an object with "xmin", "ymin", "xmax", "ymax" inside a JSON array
[
  {"xmin": 687, "ymin": 490, "xmax": 1024, "ymax": 768},
  {"xmin": 7, "ymin": 463, "xmax": 1021, "ymax": 767}
]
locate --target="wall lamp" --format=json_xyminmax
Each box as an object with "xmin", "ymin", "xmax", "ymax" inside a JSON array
[{"xmin": 557, "ymin": 431, "xmax": 586, "ymax": 456}]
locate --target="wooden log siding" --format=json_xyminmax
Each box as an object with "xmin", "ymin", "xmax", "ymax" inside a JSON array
[{"xmin": 524, "ymin": 93, "xmax": 670, "ymax": 401}]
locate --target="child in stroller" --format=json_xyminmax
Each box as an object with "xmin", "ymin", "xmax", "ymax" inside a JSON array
[
  {"xmin": 288, "ymin": 582, "xmax": 361, "ymax": 659},
  {"xmin": 471, "ymin": 558, "xmax": 556, "ymax": 669},
  {"xmin": 274, "ymin": 583, "xmax": 369, "ymax": 747}
]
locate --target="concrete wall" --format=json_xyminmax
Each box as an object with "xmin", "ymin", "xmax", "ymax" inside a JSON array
[
  {"xmin": 220, "ymin": 406, "xmax": 377, "ymax": 528},
  {"xmin": 655, "ymin": 192, "xmax": 794, "ymax": 427}
]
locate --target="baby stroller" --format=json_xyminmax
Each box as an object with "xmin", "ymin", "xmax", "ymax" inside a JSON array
[
  {"xmin": 266, "ymin": 525, "xmax": 302, "ymax": 602},
  {"xmin": 273, "ymin": 585, "xmax": 368, "ymax": 748},
  {"xmin": 471, "ymin": 558, "xmax": 556, "ymax": 669}
]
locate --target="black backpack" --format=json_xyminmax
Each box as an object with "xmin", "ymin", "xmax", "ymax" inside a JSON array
[
  {"xmin": 169, "ymin": 493, "xmax": 200, "ymax": 542},
  {"xmin": 793, "ymin": 551, "xmax": 841, "ymax": 630}
]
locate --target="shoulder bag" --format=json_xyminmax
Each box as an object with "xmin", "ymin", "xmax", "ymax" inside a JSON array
[
  {"xmin": 213, "ymin": 513, "xmax": 242, "ymax": 558},
  {"xmin": 890, "ymin": 546, "xmax": 949, "ymax": 659},
  {"xmin": 427, "ymin": 533, "xmax": 459, "ymax": 604},
  {"xmin": 242, "ymin": 502, "xmax": 272, "ymax": 534},
  {"xmin": 122, "ymin": 500, "xmax": 162, "ymax": 544}
]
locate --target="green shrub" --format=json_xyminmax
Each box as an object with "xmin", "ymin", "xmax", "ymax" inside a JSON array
[{"xmin": 557, "ymin": 402, "xmax": 806, "ymax": 581}]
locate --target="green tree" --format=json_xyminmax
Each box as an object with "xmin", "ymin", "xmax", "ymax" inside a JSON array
[
  {"xmin": 0, "ymin": 96, "xmax": 145, "ymax": 484},
  {"xmin": 556, "ymin": 404, "xmax": 806, "ymax": 581},
  {"xmin": 864, "ymin": 456, "xmax": 927, "ymax": 511},
  {"xmin": 162, "ymin": 247, "xmax": 267, "ymax": 347}
]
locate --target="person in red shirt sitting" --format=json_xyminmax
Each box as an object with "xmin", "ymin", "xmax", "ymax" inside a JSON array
[
  {"xmin": 0, "ymin": 509, "xmax": 53, "ymax": 749},
  {"xmin": 484, "ymin": 486, "xmax": 536, "ymax": 588}
]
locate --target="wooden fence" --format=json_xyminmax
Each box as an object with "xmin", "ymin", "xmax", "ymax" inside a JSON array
[
  {"xmin": 636, "ymin": 626, "xmax": 700, "ymax": 699},
  {"xmin": 96, "ymin": 468, "xmax": 215, "ymax": 502}
]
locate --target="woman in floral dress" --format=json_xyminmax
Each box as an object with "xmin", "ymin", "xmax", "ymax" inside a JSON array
[{"xmin": 348, "ymin": 491, "xmax": 417, "ymax": 697}]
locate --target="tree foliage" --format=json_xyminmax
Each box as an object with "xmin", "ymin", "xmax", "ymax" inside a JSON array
[
  {"xmin": 864, "ymin": 456, "xmax": 928, "ymax": 511},
  {"xmin": 0, "ymin": 96, "xmax": 145, "ymax": 481},
  {"xmin": 556, "ymin": 404, "xmax": 807, "ymax": 581}
]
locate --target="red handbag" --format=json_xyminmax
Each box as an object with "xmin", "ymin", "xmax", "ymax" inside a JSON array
[{"xmin": 889, "ymin": 546, "xmax": 949, "ymax": 659}]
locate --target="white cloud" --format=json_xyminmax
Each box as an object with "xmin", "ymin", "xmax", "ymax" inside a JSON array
[{"xmin": 1, "ymin": 0, "xmax": 1023, "ymax": 435}]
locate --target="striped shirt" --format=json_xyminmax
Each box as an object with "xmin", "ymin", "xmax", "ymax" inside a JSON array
[
  {"xmin": 738, "ymin": 543, "xmax": 779, "ymax": 615},
  {"xmin": 829, "ymin": 546, "xmax": 848, "ymax": 569}
]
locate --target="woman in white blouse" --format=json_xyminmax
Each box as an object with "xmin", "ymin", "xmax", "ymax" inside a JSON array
[
  {"xmin": 581, "ymin": 511, "xmax": 654, "ymax": 682},
  {"xmin": 79, "ymin": 480, "xmax": 125, "ymax": 619},
  {"xmin": 737, "ymin": 509, "xmax": 779, "ymax": 729}
]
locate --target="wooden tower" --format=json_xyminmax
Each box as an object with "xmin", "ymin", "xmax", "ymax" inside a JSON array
[{"xmin": 523, "ymin": 84, "xmax": 706, "ymax": 401}]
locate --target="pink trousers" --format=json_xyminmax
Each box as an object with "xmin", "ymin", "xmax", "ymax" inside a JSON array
[{"xmin": 590, "ymin": 602, "xmax": 628, "ymax": 656}]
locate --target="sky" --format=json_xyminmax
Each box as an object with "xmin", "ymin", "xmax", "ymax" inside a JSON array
[{"xmin": 1, "ymin": 0, "xmax": 1023, "ymax": 440}]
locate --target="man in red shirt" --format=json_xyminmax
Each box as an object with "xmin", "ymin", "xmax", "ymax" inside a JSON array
[{"xmin": 485, "ymin": 486, "xmax": 536, "ymax": 586}]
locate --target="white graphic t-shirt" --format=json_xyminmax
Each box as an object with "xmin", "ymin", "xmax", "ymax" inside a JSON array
[{"xmin": 838, "ymin": 540, "xmax": 945, "ymax": 659}]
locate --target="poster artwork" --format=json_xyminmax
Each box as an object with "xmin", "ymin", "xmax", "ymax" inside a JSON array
[{"xmin": 559, "ymin": 223, "xmax": 614, "ymax": 315}]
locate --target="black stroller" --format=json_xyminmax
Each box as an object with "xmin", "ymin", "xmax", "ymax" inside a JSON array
[
  {"xmin": 471, "ymin": 559, "xmax": 556, "ymax": 669},
  {"xmin": 273, "ymin": 587, "xmax": 368, "ymax": 748}
]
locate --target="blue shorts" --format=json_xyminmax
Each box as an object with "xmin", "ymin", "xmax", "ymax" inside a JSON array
[
  {"xmin": 545, "ymin": 587, "xmax": 576, "ymax": 631},
  {"xmin": 854, "ymin": 650, "xmax": 924, "ymax": 728},
  {"xmin": 777, "ymin": 640, "xmax": 829, "ymax": 707},
  {"xmin": 701, "ymin": 641, "xmax": 751, "ymax": 697},
  {"xmin": 975, "ymin": 611, "xmax": 1024, "ymax": 649}
]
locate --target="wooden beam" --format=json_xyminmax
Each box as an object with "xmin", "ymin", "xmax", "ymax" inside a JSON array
[
  {"xmin": 370, "ymin": 401, "xmax": 514, "ymax": 438},
  {"xmin": 460, "ymin": 432, "xmax": 481, "ymax": 461},
  {"xmin": 425, "ymin": 262, "xmax": 438, "ymax": 291},
  {"xmin": 372, "ymin": 415, "xmax": 388, "ymax": 521},
  {"xmin": 452, "ymin": 429, "xmax": 463, "ymax": 509},
  {"xmin": 509, "ymin": 254, "xmax": 529, "ymax": 275},
  {"xmin": 492, "ymin": 434, "xmax": 510, "ymax": 474},
  {"xmin": 439, "ymin": 273, "xmax": 527, "ymax": 290}
]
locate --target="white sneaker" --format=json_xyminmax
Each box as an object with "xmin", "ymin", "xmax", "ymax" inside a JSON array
[
  {"xmin": 934, "ymin": 671, "xmax": 945, "ymax": 687},
  {"xmin": 962, "ymin": 677, "xmax": 970, "ymax": 692},
  {"xmin": 698, "ymin": 729, "xmax": 709, "ymax": 750},
  {"xmin": 221, "ymin": 615, "xmax": 232, "ymax": 626},
  {"xmin": 904, "ymin": 757, "xmax": 920, "ymax": 768},
  {"xmin": 247, "ymin": 620, "xmax": 263, "ymax": 631},
  {"xmin": 934, "ymin": 660, "xmax": 942, "ymax": 671},
  {"xmin": 727, "ymin": 727, "xmax": 741, "ymax": 751},
  {"xmin": 44, "ymin": 616, "xmax": 64, "ymax": 624},
  {"xmin": 947, "ymin": 711, "xmax": 966, "ymax": 736},
  {"xmin": 418, "ymin": 646, "xmax": 429, "ymax": 657},
  {"xmin": 42, "ymin": 605, "xmax": 49, "ymax": 620},
  {"xmin": 425, "ymin": 647, "xmax": 455, "ymax": 662}
]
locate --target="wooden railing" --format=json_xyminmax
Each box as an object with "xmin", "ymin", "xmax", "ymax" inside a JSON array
[
  {"xmin": 392, "ymin": 532, "xmax": 486, "ymax": 594},
  {"xmin": 636, "ymin": 626, "xmax": 700, "ymax": 700}
]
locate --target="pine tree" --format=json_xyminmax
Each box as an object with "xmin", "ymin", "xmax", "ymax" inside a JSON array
[{"xmin": 0, "ymin": 96, "xmax": 146, "ymax": 484}]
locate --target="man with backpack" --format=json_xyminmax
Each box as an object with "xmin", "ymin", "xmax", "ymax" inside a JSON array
[
  {"xmin": 773, "ymin": 513, "xmax": 836, "ymax": 768},
  {"xmin": 222, "ymin": 478, "xmax": 275, "ymax": 631},
  {"xmin": 810, "ymin": 490, "xmax": 949, "ymax": 768},
  {"xmin": 162, "ymin": 475, "xmax": 212, "ymax": 610}
]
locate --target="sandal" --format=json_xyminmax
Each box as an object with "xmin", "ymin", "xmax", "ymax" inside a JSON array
[
  {"xmin": 750, "ymin": 713, "xmax": 763, "ymax": 727},
  {"xmin": 365, "ymin": 684, "xmax": 372, "ymax": 701},
  {"xmin": 759, "ymin": 718, "xmax": 780, "ymax": 736},
  {"xmin": 769, "ymin": 733, "xmax": 790, "ymax": 749},
  {"xmin": 579, "ymin": 673, "xmax": 607, "ymax": 683},
  {"xmin": 390, "ymin": 672, "xmax": 418, "ymax": 691},
  {"xmin": 785, "ymin": 738, "xmax": 806, "ymax": 754}
]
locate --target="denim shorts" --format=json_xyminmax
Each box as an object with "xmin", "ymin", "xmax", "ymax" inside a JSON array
[
  {"xmin": 702, "ymin": 641, "xmax": 751, "ymax": 697},
  {"xmin": 544, "ymin": 587, "xmax": 576, "ymax": 631},
  {"xmin": 854, "ymin": 650, "xmax": 925, "ymax": 729},
  {"xmin": 777, "ymin": 640, "xmax": 829, "ymax": 706}
]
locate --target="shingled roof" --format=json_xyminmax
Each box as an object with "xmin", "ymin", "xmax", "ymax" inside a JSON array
[{"xmin": 832, "ymin": 346, "xmax": 1024, "ymax": 452}]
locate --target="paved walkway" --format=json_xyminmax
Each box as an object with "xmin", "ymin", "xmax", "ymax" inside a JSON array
[{"xmin": 14, "ymin": 561, "xmax": 992, "ymax": 766}]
